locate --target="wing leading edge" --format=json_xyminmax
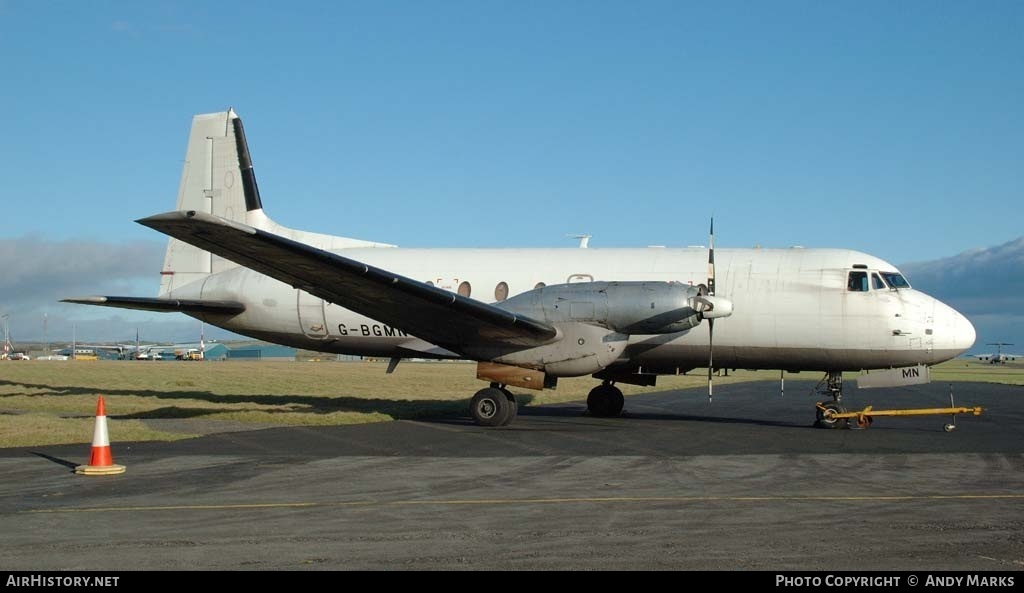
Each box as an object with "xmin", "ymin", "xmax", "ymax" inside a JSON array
[
  {"xmin": 136, "ymin": 210, "xmax": 559, "ymax": 357},
  {"xmin": 61, "ymin": 296, "xmax": 246, "ymax": 315}
]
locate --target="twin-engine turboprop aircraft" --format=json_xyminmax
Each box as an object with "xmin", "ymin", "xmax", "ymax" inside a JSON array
[{"xmin": 66, "ymin": 110, "xmax": 977, "ymax": 427}]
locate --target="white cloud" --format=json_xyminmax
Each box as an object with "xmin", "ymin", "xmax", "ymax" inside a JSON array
[
  {"xmin": 0, "ymin": 235, "xmax": 162, "ymax": 313},
  {"xmin": 0, "ymin": 236, "xmax": 245, "ymax": 344}
]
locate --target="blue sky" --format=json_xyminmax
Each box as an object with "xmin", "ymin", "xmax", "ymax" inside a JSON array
[{"xmin": 1, "ymin": 1, "xmax": 1022, "ymax": 342}]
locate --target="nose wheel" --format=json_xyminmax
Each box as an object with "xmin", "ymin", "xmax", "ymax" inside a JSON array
[
  {"xmin": 814, "ymin": 371, "xmax": 848, "ymax": 429},
  {"xmin": 815, "ymin": 400, "xmax": 849, "ymax": 429}
]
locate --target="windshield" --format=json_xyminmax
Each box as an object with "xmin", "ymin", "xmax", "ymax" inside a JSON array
[{"xmin": 880, "ymin": 272, "xmax": 911, "ymax": 289}]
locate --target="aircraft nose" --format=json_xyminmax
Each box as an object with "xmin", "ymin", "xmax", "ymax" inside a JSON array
[
  {"xmin": 939, "ymin": 304, "xmax": 976, "ymax": 355},
  {"xmin": 954, "ymin": 310, "xmax": 977, "ymax": 352}
]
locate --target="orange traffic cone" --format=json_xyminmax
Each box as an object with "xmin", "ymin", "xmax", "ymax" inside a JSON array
[{"xmin": 75, "ymin": 396, "xmax": 126, "ymax": 475}]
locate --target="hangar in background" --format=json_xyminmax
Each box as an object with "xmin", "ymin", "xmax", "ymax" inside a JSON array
[
  {"xmin": 226, "ymin": 344, "xmax": 297, "ymax": 361},
  {"xmin": 146, "ymin": 343, "xmax": 295, "ymax": 361}
]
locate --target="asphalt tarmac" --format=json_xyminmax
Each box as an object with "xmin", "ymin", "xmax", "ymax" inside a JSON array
[{"xmin": 2, "ymin": 380, "xmax": 1022, "ymax": 570}]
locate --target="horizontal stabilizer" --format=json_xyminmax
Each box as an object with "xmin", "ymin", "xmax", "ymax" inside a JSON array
[
  {"xmin": 61, "ymin": 296, "xmax": 246, "ymax": 315},
  {"xmin": 137, "ymin": 210, "xmax": 558, "ymax": 357}
]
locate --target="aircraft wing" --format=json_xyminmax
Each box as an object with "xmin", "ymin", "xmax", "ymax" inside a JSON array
[
  {"xmin": 61, "ymin": 296, "xmax": 246, "ymax": 315},
  {"xmin": 137, "ymin": 211, "xmax": 559, "ymax": 356},
  {"xmin": 62, "ymin": 343, "xmax": 129, "ymax": 352}
]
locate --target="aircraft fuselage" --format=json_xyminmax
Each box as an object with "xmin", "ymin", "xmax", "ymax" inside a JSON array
[{"xmin": 172, "ymin": 245, "xmax": 975, "ymax": 374}]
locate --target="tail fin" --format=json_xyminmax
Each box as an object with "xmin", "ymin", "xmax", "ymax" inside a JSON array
[
  {"xmin": 159, "ymin": 109, "xmax": 394, "ymax": 297},
  {"xmin": 159, "ymin": 110, "xmax": 246, "ymax": 294}
]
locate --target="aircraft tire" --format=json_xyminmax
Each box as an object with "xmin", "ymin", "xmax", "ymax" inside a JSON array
[
  {"xmin": 499, "ymin": 388, "xmax": 518, "ymax": 427},
  {"xmin": 470, "ymin": 387, "xmax": 511, "ymax": 427},
  {"xmin": 587, "ymin": 384, "xmax": 624, "ymax": 417},
  {"xmin": 815, "ymin": 401, "xmax": 848, "ymax": 429}
]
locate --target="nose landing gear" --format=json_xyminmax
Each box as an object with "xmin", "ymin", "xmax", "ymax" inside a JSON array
[{"xmin": 814, "ymin": 371, "xmax": 848, "ymax": 429}]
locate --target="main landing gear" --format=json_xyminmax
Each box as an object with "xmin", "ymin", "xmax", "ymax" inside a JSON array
[
  {"xmin": 468, "ymin": 380, "xmax": 626, "ymax": 426},
  {"xmin": 470, "ymin": 383, "xmax": 518, "ymax": 427},
  {"xmin": 814, "ymin": 371, "xmax": 850, "ymax": 429},
  {"xmin": 587, "ymin": 381, "xmax": 624, "ymax": 418}
]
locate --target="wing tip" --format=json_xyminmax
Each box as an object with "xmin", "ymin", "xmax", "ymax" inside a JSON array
[
  {"xmin": 137, "ymin": 210, "xmax": 258, "ymax": 235},
  {"xmin": 61, "ymin": 296, "xmax": 108, "ymax": 304}
]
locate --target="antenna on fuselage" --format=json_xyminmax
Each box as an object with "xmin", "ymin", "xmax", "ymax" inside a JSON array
[{"xmin": 566, "ymin": 234, "xmax": 591, "ymax": 249}]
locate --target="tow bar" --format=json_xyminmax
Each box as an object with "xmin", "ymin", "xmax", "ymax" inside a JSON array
[{"xmin": 815, "ymin": 386, "xmax": 983, "ymax": 431}]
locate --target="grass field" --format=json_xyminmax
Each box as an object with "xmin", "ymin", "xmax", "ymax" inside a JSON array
[{"xmin": 1, "ymin": 359, "xmax": 1020, "ymax": 448}]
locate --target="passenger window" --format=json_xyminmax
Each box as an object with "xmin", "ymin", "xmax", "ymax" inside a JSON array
[
  {"xmin": 494, "ymin": 281, "xmax": 509, "ymax": 302},
  {"xmin": 458, "ymin": 281, "xmax": 472, "ymax": 297},
  {"xmin": 872, "ymin": 274, "xmax": 886, "ymax": 290},
  {"xmin": 847, "ymin": 271, "xmax": 868, "ymax": 292}
]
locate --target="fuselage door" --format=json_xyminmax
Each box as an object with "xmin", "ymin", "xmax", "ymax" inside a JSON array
[{"xmin": 297, "ymin": 290, "xmax": 329, "ymax": 339}]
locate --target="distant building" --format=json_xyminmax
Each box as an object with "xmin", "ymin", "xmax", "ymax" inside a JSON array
[
  {"xmin": 227, "ymin": 344, "xmax": 297, "ymax": 361},
  {"xmin": 196, "ymin": 343, "xmax": 229, "ymax": 360}
]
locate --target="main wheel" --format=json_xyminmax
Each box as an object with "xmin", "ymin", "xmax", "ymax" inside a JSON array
[
  {"xmin": 470, "ymin": 387, "xmax": 512, "ymax": 427},
  {"xmin": 587, "ymin": 384, "xmax": 625, "ymax": 417},
  {"xmin": 499, "ymin": 388, "xmax": 518, "ymax": 427},
  {"xmin": 815, "ymin": 401, "xmax": 848, "ymax": 429}
]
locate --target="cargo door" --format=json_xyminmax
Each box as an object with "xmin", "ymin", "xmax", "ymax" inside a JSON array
[{"xmin": 297, "ymin": 290, "xmax": 329, "ymax": 339}]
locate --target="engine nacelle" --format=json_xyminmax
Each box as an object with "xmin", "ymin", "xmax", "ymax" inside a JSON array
[
  {"xmin": 499, "ymin": 281, "xmax": 703, "ymax": 335},
  {"xmin": 492, "ymin": 322, "xmax": 629, "ymax": 377}
]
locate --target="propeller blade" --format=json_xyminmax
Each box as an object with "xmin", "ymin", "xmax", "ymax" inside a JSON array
[
  {"xmin": 708, "ymin": 318, "xmax": 714, "ymax": 403},
  {"xmin": 707, "ymin": 217, "xmax": 715, "ymax": 402},
  {"xmin": 707, "ymin": 218, "xmax": 716, "ymax": 296}
]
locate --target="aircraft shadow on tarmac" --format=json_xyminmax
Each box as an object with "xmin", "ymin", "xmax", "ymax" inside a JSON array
[
  {"xmin": 2, "ymin": 377, "xmax": 809, "ymax": 429},
  {"xmin": 0, "ymin": 378, "xmax": 520, "ymax": 421},
  {"xmin": 471, "ymin": 403, "xmax": 810, "ymax": 429}
]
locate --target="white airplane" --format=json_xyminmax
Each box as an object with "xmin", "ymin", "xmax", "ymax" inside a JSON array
[
  {"xmin": 65, "ymin": 110, "xmax": 977, "ymax": 427},
  {"xmin": 973, "ymin": 343, "xmax": 1020, "ymax": 364},
  {"xmin": 70, "ymin": 334, "xmax": 160, "ymax": 360}
]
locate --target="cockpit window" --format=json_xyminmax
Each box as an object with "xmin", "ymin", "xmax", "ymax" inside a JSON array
[
  {"xmin": 872, "ymin": 273, "xmax": 887, "ymax": 290},
  {"xmin": 880, "ymin": 272, "xmax": 910, "ymax": 289},
  {"xmin": 847, "ymin": 271, "xmax": 868, "ymax": 292}
]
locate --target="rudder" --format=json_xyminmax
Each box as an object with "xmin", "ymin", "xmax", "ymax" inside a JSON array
[
  {"xmin": 159, "ymin": 108, "xmax": 395, "ymax": 297},
  {"xmin": 160, "ymin": 109, "xmax": 251, "ymax": 295}
]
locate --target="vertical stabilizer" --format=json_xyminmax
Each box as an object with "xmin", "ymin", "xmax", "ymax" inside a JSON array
[
  {"xmin": 159, "ymin": 109, "xmax": 396, "ymax": 297},
  {"xmin": 160, "ymin": 110, "xmax": 246, "ymax": 295}
]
